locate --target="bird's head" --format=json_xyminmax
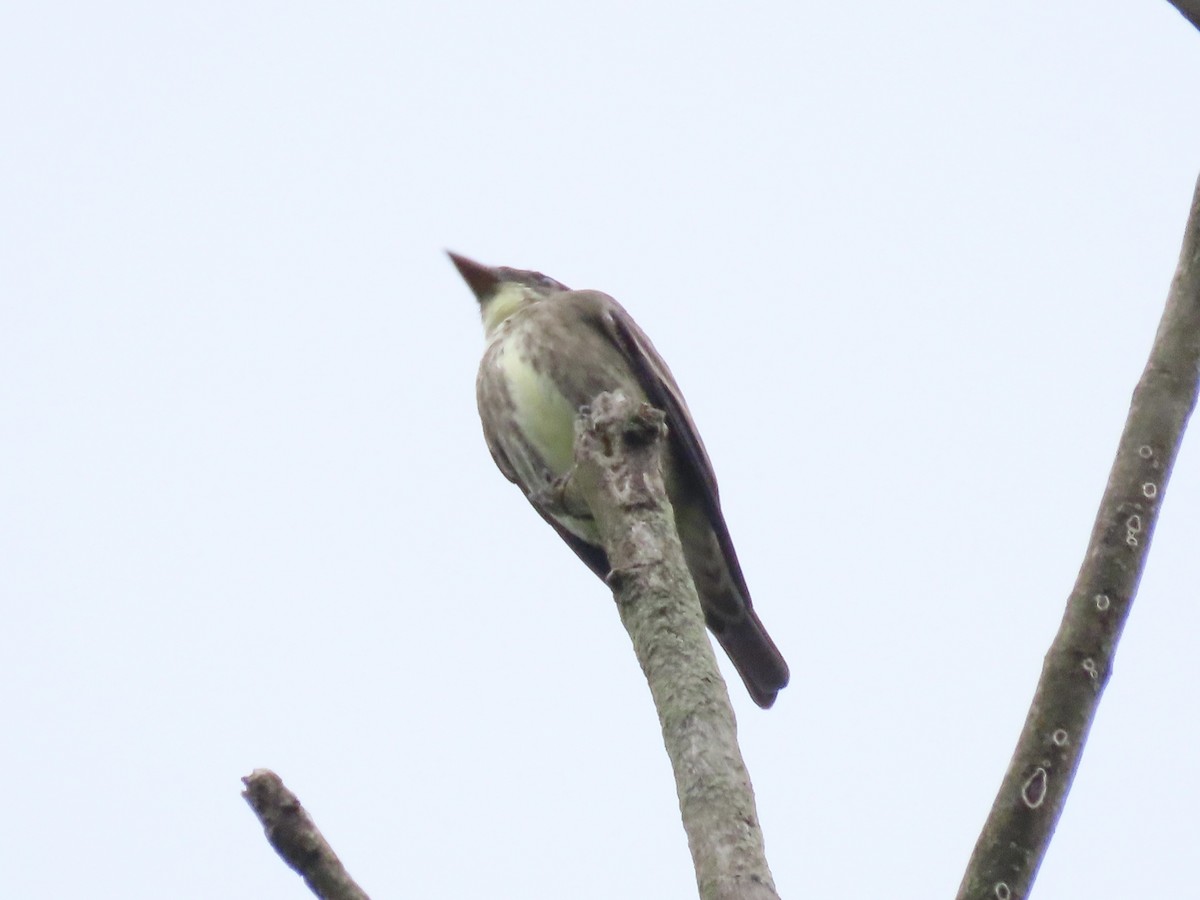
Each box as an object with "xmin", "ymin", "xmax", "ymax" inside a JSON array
[{"xmin": 448, "ymin": 252, "xmax": 570, "ymax": 336}]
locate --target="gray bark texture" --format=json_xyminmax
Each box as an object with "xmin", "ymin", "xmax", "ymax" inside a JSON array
[
  {"xmin": 956, "ymin": 174, "xmax": 1200, "ymax": 899},
  {"xmin": 243, "ymin": 768, "xmax": 371, "ymax": 900},
  {"xmin": 570, "ymin": 392, "xmax": 780, "ymax": 900}
]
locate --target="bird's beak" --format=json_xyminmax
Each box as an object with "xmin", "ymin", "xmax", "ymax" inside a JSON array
[{"xmin": 447, "ymin": 251, "xmax": 501, "ymax": 301}]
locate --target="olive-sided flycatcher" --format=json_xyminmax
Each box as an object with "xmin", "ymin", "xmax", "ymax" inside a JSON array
[{"xmin": 450, "ymin": 252, "xmax": 789, "ymax": 708}]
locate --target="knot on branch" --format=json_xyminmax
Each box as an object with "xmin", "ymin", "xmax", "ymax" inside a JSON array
[
  {"xmin": 554, "ymin": 390, "xmax": 671, "ymax": 516},
  {"xmin": 576, "ymin": 390, "xmax": 668, "ymax": 460}
]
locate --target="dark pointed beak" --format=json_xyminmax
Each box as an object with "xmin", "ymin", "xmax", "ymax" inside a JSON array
[{"xmin": 447, "ymin": 251, "xmax": 501, "ymax": 301}]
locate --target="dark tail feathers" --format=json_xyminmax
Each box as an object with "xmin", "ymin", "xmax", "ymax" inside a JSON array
[{"xmin": 712, "ymin": 607, "xmax": 789, "ymax": 709}]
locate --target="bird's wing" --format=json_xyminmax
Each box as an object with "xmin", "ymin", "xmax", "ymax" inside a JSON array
[
  {"xmin": 530, "ymin": 507, "xmax": 612, "ymax": 581},
  {"xmin": 476, "ymin": 341, "xmax": 613, "ymax": 581},
  {"xmin": 574, "ymin": 290, "xmax": 722, "ymax": 502},
  {"xmin": 572, "ymin": 290, "xmax": 753, "ymax": 601}
]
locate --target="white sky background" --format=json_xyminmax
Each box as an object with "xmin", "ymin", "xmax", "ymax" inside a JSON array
[{"xmin": 3, "ymin": 2, "xmax": 1199, "ymax": 897}]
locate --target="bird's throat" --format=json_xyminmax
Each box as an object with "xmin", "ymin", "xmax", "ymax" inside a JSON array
[{"xmin": 481, "ymin": 283, "xmax": 535, "ymax": 336}]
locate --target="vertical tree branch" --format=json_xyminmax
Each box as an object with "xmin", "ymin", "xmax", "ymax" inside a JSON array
[
  {"xmin": 243, "ymin": 769, "xmax": 372, "ymax": 900},
  {"xmin": 570, "ymin": 392, "xmax": 780, "ymax": 900},
  {"xmin": 956, "ymin": 174, "xmax": 1200, "ymax": 899}
]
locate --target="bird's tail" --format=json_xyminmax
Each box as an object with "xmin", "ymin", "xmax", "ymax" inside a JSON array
[
  {"xmin": 673, "ymin": 500, "xmax": 789, "ymax": 708},
  {"xmin": 712, "ymin": 606, "xmax": 790, "ymax": 709}
]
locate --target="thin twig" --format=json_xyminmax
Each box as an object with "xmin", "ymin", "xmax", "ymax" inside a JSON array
[
  {"xmin": 242, "ymin": 769, "xmax": 371, "ymax": 900},
  {"xmin": 570, "ymin": 392, "xmax": 780, "ymax": 900},
  {"xmin": 956, "ymin": 174, "xmax": 1200, "ymax": 899}
]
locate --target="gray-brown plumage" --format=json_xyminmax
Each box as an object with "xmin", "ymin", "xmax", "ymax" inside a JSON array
[{"xmin": 450, "ymin": 252, "xmax": 789, "ymax": 708}]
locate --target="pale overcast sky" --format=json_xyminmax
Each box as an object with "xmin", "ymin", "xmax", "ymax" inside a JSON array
[{"xmin": 3, "ymin": 3, "xmax": 1199, "ymax": 898}]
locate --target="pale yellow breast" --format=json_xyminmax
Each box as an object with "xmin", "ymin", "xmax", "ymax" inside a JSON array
[{"xmin": 498, "ymin": 342, "xmax": 579, "ymax": 478}]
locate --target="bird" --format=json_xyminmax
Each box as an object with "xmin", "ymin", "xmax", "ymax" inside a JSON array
[{"xmin": 449, "ymin": 252, "xmax": 789, "ymax": 708}]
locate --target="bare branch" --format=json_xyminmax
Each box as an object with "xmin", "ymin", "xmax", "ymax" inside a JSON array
[
  {"xmin": 956, "ymin": 174, "xmax": 1200, "ymax": 899},
  {"xmin": 570, "ymin": 392, "xmax": 780, "ymax": 900},
  {"xmin": 242, "ymin": 769, "xmax": 371, "ymax": 900}
]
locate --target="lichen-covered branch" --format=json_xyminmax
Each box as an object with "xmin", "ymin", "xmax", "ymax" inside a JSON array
[
  {"xmin": 242, "ymin": 769, "xmax": 371, "ymax": 900},
  {"xmin": 570, "ymin": 392, "xmax": 779, "ymax": 900},
  {"xmin": 956, "ymin": 174, "xmax": 1200, "ymax": 899}
]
